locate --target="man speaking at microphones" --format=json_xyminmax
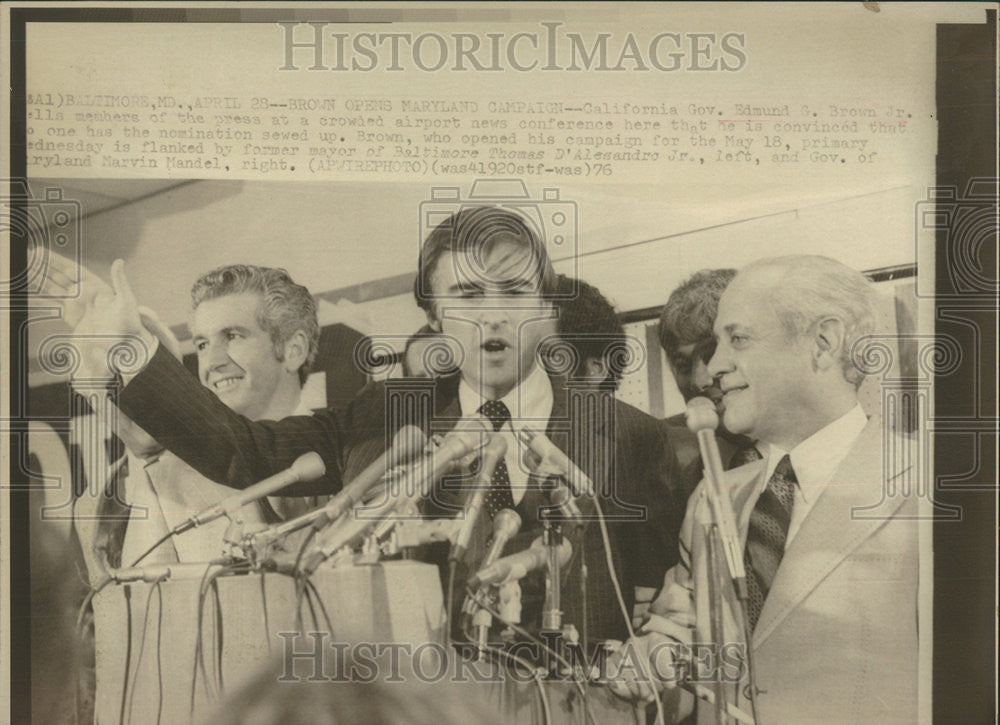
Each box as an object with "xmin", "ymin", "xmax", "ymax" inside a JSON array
[
  {"xmin": 48, "ymin": 204, "xmax": 681, "ymax": 647},
  {"xmin": 609, "ymin": 256, "xmax": 920, "ymax": 724}
]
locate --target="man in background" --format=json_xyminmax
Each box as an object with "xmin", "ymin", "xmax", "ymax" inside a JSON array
[
  {"xmin": 549, "ymin": 274, "xmax": 627, "ymax": 393},
  {"xmin": 658, "ymin": 269, "xmax": 754, "ymax": 494},
  {"xmin": 548, "ymin": 273, "xmax": 684, "ymax": 622}
]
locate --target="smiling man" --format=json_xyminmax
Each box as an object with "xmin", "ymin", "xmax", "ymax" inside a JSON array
[
  {"xmin": 190, "ymin": 266, "xmax": 315, "ymax": 420},
  {"xmin": 610, "ymin": 255, "xmax": 920, "ymax": 724},
  {"xmin": 114, "ymin": 265, "xmax": 320, "ymax": 564},
  {"xmin": 61, "ymin": 206, "xmax": 680, "ymax": 645}
]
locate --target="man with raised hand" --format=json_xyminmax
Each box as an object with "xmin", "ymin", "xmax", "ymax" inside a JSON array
[
  {"xmin": 49, "ymin": 262, "xmax": 321, "ymax": 568},
  {"xmin": 610, "ymin": 255, "xmax": 919, "ymax": 724}
]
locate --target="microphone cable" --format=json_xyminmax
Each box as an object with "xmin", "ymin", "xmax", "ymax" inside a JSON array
[
  {"xmin": 305, "ymin": 577, "xmax": 335, "ymax": 635},
  {"xmin": 591, "ymin": 496, "xmax": 666, "ymax": 725},
  {"xmin": 190, "ymin": 559, "xmax": 248, "ymax": 718},
  {"xmin": 259, "ymin": 571, "xmax": 271, "ymax": 654},
  {"xmin": 117, "ymin": 587, "xmax": 133, "ymax": 725},
  {"xmin": 463, "ymin": 585, "xmax": 597, "ymax": 725},
  {"xmin": 483, "ymin": 644, "xmax": 552, "ymax": 725},
  {"xmin": 739, "ymin": 596, "xmax": 762, "ymax": 725},
  {"xmin": 445, "ymin": 560, "xmax": 457, "ymax": 652},
  {"xmin": 124, "ymin": 571, "xmax": 169, "ymax": 725},
  {"xmin": 456, "ymin": 589, "xmax": 552, "ymax": 725},
  {"xmin": 126, "ymin": 530, "xmax": 177, "ymax": 569}
]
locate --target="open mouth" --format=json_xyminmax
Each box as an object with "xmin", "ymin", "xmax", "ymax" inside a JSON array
[
  {"xmin": 482, "ymin": 338, "xmax": 509, "ymax": 354},
  {"xmin": 212, "ymin": 376, "xmax": 243, "ymax": 392}
]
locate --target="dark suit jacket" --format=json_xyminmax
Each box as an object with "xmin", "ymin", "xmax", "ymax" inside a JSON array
[{"xmin": 119, "ymin": 345, "xmax": 683, "ymax": 642}]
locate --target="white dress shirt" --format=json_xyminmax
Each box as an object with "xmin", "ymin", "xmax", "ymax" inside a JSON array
[
  {"xmin": 749, "ymin": 403, "xmax": 868, "ymax": 546},
  {"xmin": 458, "ymin": 362, "xmax": 554, "ymax": 505}
]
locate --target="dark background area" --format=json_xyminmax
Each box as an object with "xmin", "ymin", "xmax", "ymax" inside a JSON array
[{"xmin": 933, "ymin": 12, "xmax": 997, "ymax": 723}]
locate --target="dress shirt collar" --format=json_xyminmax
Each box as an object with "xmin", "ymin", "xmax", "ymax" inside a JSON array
[
  {"xmin": 458, "ymin": 361, "xmax": 554, "ymax": 426},
  {"xmin": 763, "ymin": 403, "xmax": 868, "ymax": 503},
  {"xmin": 292, "ymin": 395, "xmax": 310, "ymax": 417}
]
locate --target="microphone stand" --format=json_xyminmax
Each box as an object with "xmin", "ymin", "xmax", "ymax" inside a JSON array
[
  {"xmin": 706, "ymin": 525, "xmax": 728, "ymax": 725},
  {"xmin": 540, "ymin": 518, "xmax": 564, "ymax": 634},
  {"xmin": 687, "ymin": 397, "xmax": 758, "ymax": 725},
  {"xmin": 538, "ymin": 476, "xmax": 583, "ymax": 676}
]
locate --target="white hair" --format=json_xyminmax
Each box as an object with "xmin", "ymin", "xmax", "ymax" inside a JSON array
[{"xmin": 741, "ymin": 255, "xmax": 880, "ymax": 388}]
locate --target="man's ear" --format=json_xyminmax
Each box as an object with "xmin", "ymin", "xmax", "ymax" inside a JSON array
[
  {"xmin": 425, "ymin": 307, "xmax": 442, "ymax": 332},
  {"xmin": 282, "ymin": 329, "xmax": 309, "ymax": 374},
  {"xmin": 812, "ymin": 317, "xmax": 846, "ymax": 372}
]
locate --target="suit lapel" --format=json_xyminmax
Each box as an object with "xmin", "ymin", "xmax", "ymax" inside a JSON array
[
  {"xmin": 546, "ymin": 378, "xmax": 609, "ymax": 520},
  {"xmin": 433, "ymin": 374, "xmax": 463, "ymax": 426},
  {"xmin": 752, "ymin": 417, "xmax": 912, "ymax": 647}
]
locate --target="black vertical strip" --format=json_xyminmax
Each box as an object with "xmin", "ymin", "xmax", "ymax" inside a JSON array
[
  {"xmin": 9, "ymin": 7, "xmax": 30, "ymax": 724},
  {"xmin": 934, "ymin": 10, "xmax": 997, "ymax": 723}
]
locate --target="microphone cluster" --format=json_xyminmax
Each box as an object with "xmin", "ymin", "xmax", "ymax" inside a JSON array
[{"xmin": 123, "ymin": 419, "xmax": 594, "ymax": 650}]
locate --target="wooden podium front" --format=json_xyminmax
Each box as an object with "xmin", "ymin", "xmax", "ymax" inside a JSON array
[{"xmin": 92, "ymin": 560, "xmax": 447, "ymax": 724}]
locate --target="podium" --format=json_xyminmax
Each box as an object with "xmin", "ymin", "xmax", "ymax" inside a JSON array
[
  {"xmin": 92, "ymin": 560, "xmax": 446, "ymax": 724},
  {"xmin": 92, "ymin": 559, "xmax": 667, "ymax": 725}
]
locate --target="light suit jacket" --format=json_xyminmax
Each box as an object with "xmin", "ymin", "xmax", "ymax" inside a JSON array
[
  {"xmin": 643, "ymin": 416, "xmax": 920, "ymax": 724},
  {"xmin": 121, "ymin": 450, "xmax": 269, "ymax": 566}
]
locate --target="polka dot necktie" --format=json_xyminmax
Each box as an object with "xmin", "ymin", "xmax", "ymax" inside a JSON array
[
  {"xmin": 478, "ymin": 400, "xmax": 515, "ymax": 517},
  {"xmin": 744, "ymin": 454, "xmax": 797, "ymax": 632}
]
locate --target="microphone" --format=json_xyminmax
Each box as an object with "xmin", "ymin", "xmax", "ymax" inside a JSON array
[
  {"xmin": 517, "ymin": 428, "xmax": 595, "ymax": 497},
  {"xmin": 314, "ymin": 425, "xmax": 425, "ymax": 525},
  {"xmin": 474, "ymin": 508, "xmax": 521, "ymax": 574},
  {"xmin": 244, "ymin": 426, "xmax": 426, "ymax": 555},
  {"xmin": 538, "ymin": 476, "xmax": 583, "ymax": 524},
  {"xmin": 111, "ymin": 564, "xmax": 172, "ymax": 583},
  {"xmin": 301, "ymin": 423, "xmax": 489, "ymax": 574},
  {"xmin": 426, "ymin": 415, "xmax": 492, "ymax": 459},
  {"xmin": 461, "ymin": 508, "xmax": 521, "ymax": 624},
  {"xmin": 173, "ymin": 452, "xmax": 325, "ymax": 535},
  {"xmin": 111, "ymin": 560, "xmax": 227, "ymax": 583},
  {"xmin": 686, "ymin": 397, "xmax": 746, "ymax": 583},
  {"xmin": 470, "ymin": 535, "xmax": 572, "ymax": 587},
  {"xmin": 450, "ymin": 434, "xmax": 507, "ymax": 563}
]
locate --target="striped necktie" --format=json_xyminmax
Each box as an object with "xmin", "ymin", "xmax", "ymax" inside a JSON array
[{"xmin": 744, "ymin": 454, "xmax": 797, "ymax": 631}]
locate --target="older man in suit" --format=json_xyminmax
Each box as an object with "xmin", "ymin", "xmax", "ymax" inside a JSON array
[
  {"xmin": 610, "ymin": 255, "xmax": 920, "ymax": 724},
  {"xmin": 56, "ymin": 206, "xmax": 680, "ymax": 646}
]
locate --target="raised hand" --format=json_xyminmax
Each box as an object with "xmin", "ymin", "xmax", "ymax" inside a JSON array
[
  {"xmin": 39, "ymin": 251, "xmax": 112, "ymax": 328},
  {"xmin": 137, "ymin": 305, "xmax": 182, "ymax": 360},
  {"xmin": 41, "ymin": 252, "xmax": 179, "ymax": 367},
  {"xmin": 49, "ymin": 258, "xmax": 157, "ymax": 380}
]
